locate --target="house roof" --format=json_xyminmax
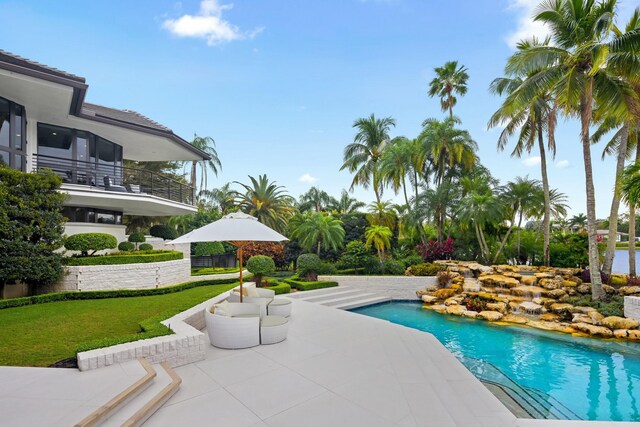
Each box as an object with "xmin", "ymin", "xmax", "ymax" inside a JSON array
[{"xmin": 0, "ymin": 50, "xmax": 209, "ymax": 160}]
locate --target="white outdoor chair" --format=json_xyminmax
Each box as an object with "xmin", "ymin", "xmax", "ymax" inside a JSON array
[
  {"xmin": 228, "ymin": 283, "xmax": 292, "ymax": 318},
  {"xmin": 260, "ymin": 315, "xmax": 288, "ymax": 345},
  {"xmin": 205, "ymin": 301, "xmax": 261, "ymax": 349}
]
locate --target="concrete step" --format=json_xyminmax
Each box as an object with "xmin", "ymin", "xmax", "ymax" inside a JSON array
[
  {"xmin": 286, "ymin": 286, "xmax": 350, "ymax": 299},
  {"xmin": 297, "ymin": 289, "xmax": 367, "ymax": 303},
  {"xmin": 321, "ymin": 292, "xmax": 385, "ymax": 307},
  {"xmin": 101, "ymin": 362, "xmax": 181, "ymax": 427},
  {"xmin": 333, "ymin": 295, "xmax": 393, "ymax": 310}
]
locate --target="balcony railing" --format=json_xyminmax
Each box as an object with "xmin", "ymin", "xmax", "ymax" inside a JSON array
[{"xmin": 33, "ymin": 153, "xmax": 195, "ymax": 206}]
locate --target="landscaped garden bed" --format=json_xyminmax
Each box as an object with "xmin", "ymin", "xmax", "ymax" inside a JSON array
[
  {"xmin": 191, "ymin": 266, "xmax": 240, "ymax": 276},
  {"xmin": 64, "ymin": 250, "xmax": 183, "ymax": 266}
]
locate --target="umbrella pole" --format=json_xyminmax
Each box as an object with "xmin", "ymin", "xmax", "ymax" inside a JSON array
[{"xmin": 238, "ymin": 245, "xmax": 243, "ymax": 303}]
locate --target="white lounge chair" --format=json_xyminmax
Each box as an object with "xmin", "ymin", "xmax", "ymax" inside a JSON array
[
  {"xmin": 228, "ymin": 283, "xmax": 293, "ymax": 318},
  {"xmin": 205, "ymin": 301, "xmax": 261, "ymax": 349}
]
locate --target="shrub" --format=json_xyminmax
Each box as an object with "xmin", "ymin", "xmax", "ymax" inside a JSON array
[
  {"xmin": 405, "ymin": 262, "xmax": 446, "ymax": 276},
  {"xmin": 118, "ymin": 241, "xmax": 135, "ymax": 251},
  {"xmin": 436, "ymin": 271, "xmax": 455, "ymax": 289},
  {"xmin": 63, "ymin": 251, "xmax": 183, "ymax": 266},
  {"xmin": 565, "ymin": 295, "xmax": 624, "ymax": 317},
  {"xmin": 338, "ymin": 241, "xmax": 371, "ymax": 271},
  {"xmin": 243, "ymin": 241, "xmax": 287, "ymax": 269},
  {"xmin": 0, "ymin": 167, "xmax": 66, "ymax": 288},
  {"xmin": 64, "ymin": 233, "xmax": 117, "ymax": 256},
  {"xmin": 464, "ymin": 296, "xmax": 487, "ymax": 312},
  {"xmin": 128, "ymin": 231, "xmax": 146, "ymax": 249},
  {"xmin": 579, "ymin": 268, "xmax": 611, "ymax": 285},
  {"xmin": 382, "ymin": 260, "xmax": 405, "ymax": 275},
  {"xmin": 138, "ymin": 243, "xmax": 153, "ymax": 251},
  {"xmin": 628, "ymin": 276, "xmax": 640, "ymax": 287},
  {"xmin": 149, "ymin": 224, "xmax": 178, "ymax": 240},
  {"xmin": 284, "ymin": 278, "xmax": 338, "ymax": 291},
  {"xmin": 264, "ymin": 281, "xmax": 291, "ymax": 295},
  {"xmin": 297, "ymin": 254, "xmax": 321, "ymax": 281},
  {"xmin": 318, "ymin": 262, "xmax": 338, "ymax": 275},
  {"xmin": 401, "ymin": 254, "xmax": 423, "ymax": 268},
  {"xmin": 362, "ymin": 256, "xmax": 383, "ymax": 275},
  {"xmin": 194, "ymin": 242, "xmax": 225, "ymax": 256},
  {"xmin": 417, "ymin": 238, "xmax": 454, "ymax": 262},
  {"xmin": 246, "ymin": 255, "xmax": 275, "ymax": 286}
]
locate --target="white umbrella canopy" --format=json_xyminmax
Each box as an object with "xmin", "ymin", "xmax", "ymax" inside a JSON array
[{"xmin": 169, "ymin": 212, "xmax": 288, "ymax": 301}]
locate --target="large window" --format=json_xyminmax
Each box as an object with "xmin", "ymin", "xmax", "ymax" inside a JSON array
[
  {"xmin": 37, "ymin": 124, "xmax": 123, "ymax": 186},
  {"xmin": 0, "ymin": 97, "xmax": 26, "ymax": 171},
  {"xmin": 62, "ymin": 207, "xmax": 123, "ymax": 225}
]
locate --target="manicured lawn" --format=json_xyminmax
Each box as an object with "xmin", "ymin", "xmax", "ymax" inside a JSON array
[
  {"xmin": 191, "ymin": 267, "xmax": 240, "ymax": 276},
  {"xmin": 0, "ymin": 282, "xmax": 235, "ymax": 367}
]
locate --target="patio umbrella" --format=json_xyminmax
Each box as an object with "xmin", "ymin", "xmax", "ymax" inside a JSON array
[{"xmin": 169, "ymin": 212, "xmax": 288, "ymax": 301}]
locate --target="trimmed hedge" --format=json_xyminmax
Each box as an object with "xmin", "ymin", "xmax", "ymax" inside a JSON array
[
  {"xmin": 118, "ymin": 241, "xmax": 135, "ymax": 251},
  {"xmin": 139, "ymin": 243, "xmax": 153, "ymax": 251},
  {"xmin": 405, "ymin": 262, "xmax": 446, "ymax": 276},
  {"xmin": 64, "ymin": 233, "xmax": 117, "ymax": 256},
  {"xmin": 264, "ymin": 281, "xmax": 292, "ymax": 295},
  {"xmin": 149, "ymin": 224, "xmax": 178, "ymax": 240},
  {"xmin": 0, "ymin": 277, "xmax": 239, "ymax": 310},
  {"xmin": 63, "ymin": 250, "xmax": 183, "ymax": 266},
  {"xmin": 284, "ymin": 278, "xmax": 338, "ymax": 291}
]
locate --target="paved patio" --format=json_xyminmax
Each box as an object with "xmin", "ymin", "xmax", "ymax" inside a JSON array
[{"xmin": 1, "ymin": 297, "xmax": 638, "ymax": 426}]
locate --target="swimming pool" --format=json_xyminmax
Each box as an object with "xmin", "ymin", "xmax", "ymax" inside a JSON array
[{"xmin": 350, "ymin": 301, "xmax": 640, "ymax": 421}]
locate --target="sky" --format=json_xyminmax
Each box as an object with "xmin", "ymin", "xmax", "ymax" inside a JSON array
[{"xmin": 0, "ymin": 0, "xmax": 637, "ymax": 218}]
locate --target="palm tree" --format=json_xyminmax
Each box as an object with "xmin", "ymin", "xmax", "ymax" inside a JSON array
[
  {"xmin": 365, "ymin": 225, "xmax": 393, "ymax": 261},
  {"xmin": 498, "ymin": 177, "xmax": 542, "ymax": 262},
  {"xmin": 298, "ymin": 186, "xmax": 333, "ymax": 213},
  {"xmin": 378, "ymin": 137, "xmax": 413, "ymax": 208},
  {"xmin": 505, "ymin": 0, "xmax": 639, "ymax": 299},
  {"xmin": 232, "ymin": 174, "xmax": 294, "ymax": 233},
  {"xmin": 289, "ymin": 212, "xmax": 345, "ymax": 256},
  {"xmin": 457, "ymin": 186, "xmax": 505, "ymax": 264},
  {"xmin": 328, "ymin": 190, "xmax": 366, "ymax": 214},
  {"xmin": 623, "ymin": 163, "xmax": 640, "ymax": 275},
  {"xmin": 198, "ymin": 182, "xmax": 235, "ymax": 214},
  {"xmin": 188, "ymin": 134, "xmax": 222, "ymax": 194},
  {"xmin": 428, "ymin": 61, "xmax": 469, "ymax": 118},
  {"xmin": 366, "ymin": 201, "xmax": 397, "ymax": 230},
  {"xmin": 569, "ymin": 214, "xmax": 588, "ymax": 231},
  {"xmin": 488, "ymin": 37, "xmax": 557, "ymax": 266},
  {"xmin": 340, "ymin": 114, "xmax": 396, "ymax": 203}
]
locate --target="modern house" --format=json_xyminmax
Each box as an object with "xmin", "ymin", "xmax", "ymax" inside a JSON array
[{"xmin": 0, "ymin": 50, "xmax": 208, "ymax": 242}]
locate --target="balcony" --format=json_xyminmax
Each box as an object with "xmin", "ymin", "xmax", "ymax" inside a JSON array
[{"xmin": 33, "ymin": 153, "xmax": 195, "ymax": 207}]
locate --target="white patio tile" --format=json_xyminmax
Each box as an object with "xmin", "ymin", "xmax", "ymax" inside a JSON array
[
  {"xmin": 253, "ymin": 335, "xmax": 328, "ymax": 365},
  {"xmin": 226, "ymin": 367, "xmax": 325, "ymax": 419},
  {"xmin": 288, "ymin": 349, "xmax": 381, "ymax": 389},
  {"xmin": 144, "ymin": 388, "xmax": 261, "ymax": 427},
  {"xmin": 263, "ymin": 392, "xmax": 394, "ymax": 427},
  {"xmin": 196, "ymin": 350, "xmax": 283, "ymax": 387},
  {"xmin": 164, "ymin": 363, "xmax": 222, "ymax": 406}
]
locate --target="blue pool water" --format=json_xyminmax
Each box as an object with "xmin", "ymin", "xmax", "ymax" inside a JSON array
[{"xmin": 351, "ymin": 301, "xmax": 640, "ymax": 421}]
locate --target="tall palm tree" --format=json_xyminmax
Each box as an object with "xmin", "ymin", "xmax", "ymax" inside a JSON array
[
  {"xmin": 488, "ymin": 37, "xmax": 557, "ymax": 266},
  {"xmin": 623, "ymin": 163, "xmax": 640, "ymax": 275},
  {"xmin": 366, "ymin": 201, "xmax": 397, "ymax": 230},
  {"xmin": 328, "ymin": 190, "xmax": 366, "ymax": 214},
  {"xmin": 289, "ymin": 212, "xmax": 345, "ymax": 256},
  {"xmin": 498, "ymin": 177, "xmax": 542, "ymax": 262},
  {"xmin": 378, "ymin": 137, "xmax": 413, "ymax": 208},
  {"xmin": 298, "ymin": 186, "xmax": 333, "ymax": 213},
  {"xmin": 232, "ymin": 174, "xmax": 294, "ymax": 233},
  {"xmin": 457, "ymin": 185, "xmax": 505, "ymax": 263},
  {"xmin": 340, "ymin": 114, "xmax": 396, "ymax": 203},
  {"xmin": 188, "ymin": 134, "xmax": 222, "ymax": 194},
  {"xmin": 570, "ymin": 213, "xmax": 588, "ymax": 231},
  {"xmin": 198, "ymin": 182, "xmax": 235, "ymax": 214},
  {"xmin": 505, "ymin": 0, "xmax": 639, "ymax": 299},
  {"xmin": 365, "ymin": 225, "xmax": 393, "ymax": 261},
  {"xmin": 428, "ymin": 61, "xmax": 469, "ymax": 118}
]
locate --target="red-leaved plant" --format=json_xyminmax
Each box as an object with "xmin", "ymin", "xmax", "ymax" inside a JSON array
[{"xmin": 417, "ymin": 238, "xmax": 454, "ymax": 262}]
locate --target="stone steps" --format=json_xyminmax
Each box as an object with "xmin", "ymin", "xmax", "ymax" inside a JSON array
[
  {"xmin": 74, "ymin": 359, "xmax": 181, "ymax": 427},
  {"xmin": 291, "ymin": 286, "xmax": 392, "ymax": 310}
]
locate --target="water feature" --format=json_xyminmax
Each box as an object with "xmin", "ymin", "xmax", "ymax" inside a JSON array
[
  {"xmin": 351, "ymin": 301, "xmax": 640, "ymax": 421},
  {"xmin": 613, "ymin": 249, "xmax": 640, "ymax": 274}
]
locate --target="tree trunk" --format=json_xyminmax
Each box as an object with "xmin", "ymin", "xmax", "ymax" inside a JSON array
[
  {"xmin": 602, "ymin": 123, "xmax": 629, "ymax": 276},
  {"xmin": 516, "ymin": 211, "xmax": 523, "ymax": 261},
  {"xmin": 402, "ymin": 174, "xmax": 410, "ymax": 210},
  {"xmin": 538, "ymin": 124, "xmax": 552, "ymax": 266},
  {"xmin": 190, "ymin": 161, "xmax": 197, "ymax": 192},
  {"xmin": 317, "ymin": 240, "xmax": 322, "ymax": 256},
  {"xmin": 474, "ymin": 223, "xmax": 486, "ymax": 262},
  {"xmin": 493, "ymin": 216, "xmax": 516, "ymax": 264},
  {"xmin": 581, "ymin": 78, "xmax": 604, "ymax": 299}
]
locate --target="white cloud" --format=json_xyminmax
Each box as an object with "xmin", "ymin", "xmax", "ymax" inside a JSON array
[
  {"xmin": 505, "ymin": 0, "xmax": 551, "ymax": 49},
  {"xmin": 299, "ymin": 173, "xmax": 318, "ymax": 184},
  {"xmin": 162, "ymin": 0, "xmax": 263, "ymax": 46},
  {"xmin": 556, "ymin": 160, "xmax": 570, "ymax": 169},
  {"xmin": 522, "ymin": 156, "xmax": 541, "ymax": 167}
]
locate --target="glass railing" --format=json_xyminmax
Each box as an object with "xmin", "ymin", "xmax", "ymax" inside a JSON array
[{"xmin": 33, "ymin": 153, "xmax": 194, "ymax": 206}]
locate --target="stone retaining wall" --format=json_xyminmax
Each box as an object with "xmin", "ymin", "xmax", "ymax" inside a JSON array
[
  {"xmin": 52, "ymin": 259, "xmax": 191, "ymax": 292},
  {"xmin": 625, "ymin": 296, "xmax": 640, "ymax": 321},
  {"xmin": 318, "ymin": 275, "xmax": 437, "ymax": 299},
  {"xmin": 77, "ymin": 291, "xmax": 229, "ymax": 371}
]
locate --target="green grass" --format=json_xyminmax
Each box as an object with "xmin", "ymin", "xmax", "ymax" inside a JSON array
[
  {"xmin": 191, "ymin": 267, "xmax": 240, "ymax": 276},
  {"xmin": 0, "ymin": 281, "xmax": 236, "ymax": 367}
]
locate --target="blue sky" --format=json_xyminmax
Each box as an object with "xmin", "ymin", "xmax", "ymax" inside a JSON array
[{"xmin": 1, "ymin": 0, "xmax": 636, "ymax": 218}]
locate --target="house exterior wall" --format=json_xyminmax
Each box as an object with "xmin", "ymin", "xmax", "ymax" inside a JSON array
[{"xmin": 64, "ymin": 222, "xmax": 127, "ymax": 243}]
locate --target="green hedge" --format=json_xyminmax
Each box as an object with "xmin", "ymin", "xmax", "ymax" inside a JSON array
[
  {"xmin": 284, "ymin": 278, "xmax": 338, "ymax": 291},
  {"xmin": 0, "ymin": 277, "xmax": 238, "ymax": 310},
  {"xmin": 63, "ymin": 250, "xmax": 183, "ymax": 266},
  {"xmin": 264, "ymin": 281, "xmax": 291, "ymax": 295}
]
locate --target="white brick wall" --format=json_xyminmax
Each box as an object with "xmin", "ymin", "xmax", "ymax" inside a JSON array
[
  {"xmin": 77, "ymin": 291, "xmax": 230, "ymax": 371},
  {"xmin": 50, "ymin": 259, "xmax": 191, "ymax": 292},
  {"xmin": 318, "ymin": 275, "xmax": 438, "ymax": 299},
  {"xmin": 625, "ymin": 296, "xmax": 640, "ymax": 321}
]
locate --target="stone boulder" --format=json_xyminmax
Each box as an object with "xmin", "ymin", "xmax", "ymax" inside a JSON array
[
  {"xmin": 603, "ymin": 284, "xmax": 617, "ymax": 295},
  {"xmin": 562, "ymin": 280, "xmax": 578, "ymax": 288},
  {"xmin": 539, "ymin": 313, "xmax": 560, "ymax": 322},
  {"xmin": 550, "ymin": 303, "xmax": 574, "ymax": 313},
  {"xmin": 521, "ymin": 276, "xmax": 538, "ymax": 286},
  {"xmin": 462, "ymin": 310, "xmax": 478, "ymax": 318},
  {"xmin": 486, "ymin": 302, "xmax": 507, "ymax": 314},
  {"xmin": 511, "ymin": 286, "xmax": 546, "ymax": 298},
  {"xmin": 526, "ymin": 320, "xmax": 574, "ymax": 333},
  {"xmin": 628, "ymin": 330, "xmax": 640, "ymax": 340},
  {"xmin": 434, "ymin": 288, "xmax": 457, "ymax": 299},
  {"xmin": 602, "ymin": 316, "xmax": 640, "ymax": 330},
  {"xmin": 518, "ymin": 301, "xmax": 542, "ymax": 314},
  {"xmin": 577, "ymin": 284, "xmax": 591, "ymax": 294},
  {"xmin": 535, "ymin": 272, "xmax": 555, "ymax": 279},
  {"xmin": 619, "ymin": 286, "xmax": 640, "ymax": 296},
  {"xmin": 446, "ymin": 305, "xmax": 466, "ymax": 316},
  {"xmin": 547, "ymin": 289, "xmax": 568, "ymax": 299},
  {"xmin": 572, "ymin": 313, "xmax": 594, "ymax": 324},
  {"xmin": 539, "ymin": 276, "xmax": 564, "ymax": 290},
  {"xmin": 462, "ymin": 279, "xmax": 481, "ymax": 292},
  {"xmin": 477, "ymin": 311, "xmax": 504, "ymax": 321},
  {"xmin": 502, "ymin": 314, "xmax": 529, "ymax": 324},
  {"xmin": 478, "ymin": 275, "xmax": 520, "ymax": 288},
  {"xmin": 421, "ymin": 295, "xmax": 439, "ymax": 304},
  {"xmin": 572, "ymin": 322, "xmax": 613, "ymax": 338},
  {"xmin": 431, "ymin": 304, "xmax": 447, "ymax": 314},
  {"xmin": 589, "ymin": 311, "xmax": 604, "ymax": 325},
  {"xmin": 614, "ymin": 329, "xmax": 629, "ymax": 339}
]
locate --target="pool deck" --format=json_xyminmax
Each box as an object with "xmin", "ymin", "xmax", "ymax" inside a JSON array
[{"xmin": 1, "ymin": 298, "xmax": 639, "ymax": 426}]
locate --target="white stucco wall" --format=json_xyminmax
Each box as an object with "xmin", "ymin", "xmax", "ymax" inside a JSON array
[
  {"xmin": 318, "ymin": 275, "xmax": 437, "ymax": 300},
  {"xmin": 51, "ymin": 258, "xmax": 191, "ymax": 292},
  {"xmin": 625, "ymin": 296, "xmax": 640, "ymax": 321},
  {"xmin": 64, "ymin": 222, "xmax": 127, "ymax": 243}
]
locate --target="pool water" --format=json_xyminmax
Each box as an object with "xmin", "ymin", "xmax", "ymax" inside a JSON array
[{"xmin": 350, "ymin": 301, "xmax": 640, "ymax": 421}]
